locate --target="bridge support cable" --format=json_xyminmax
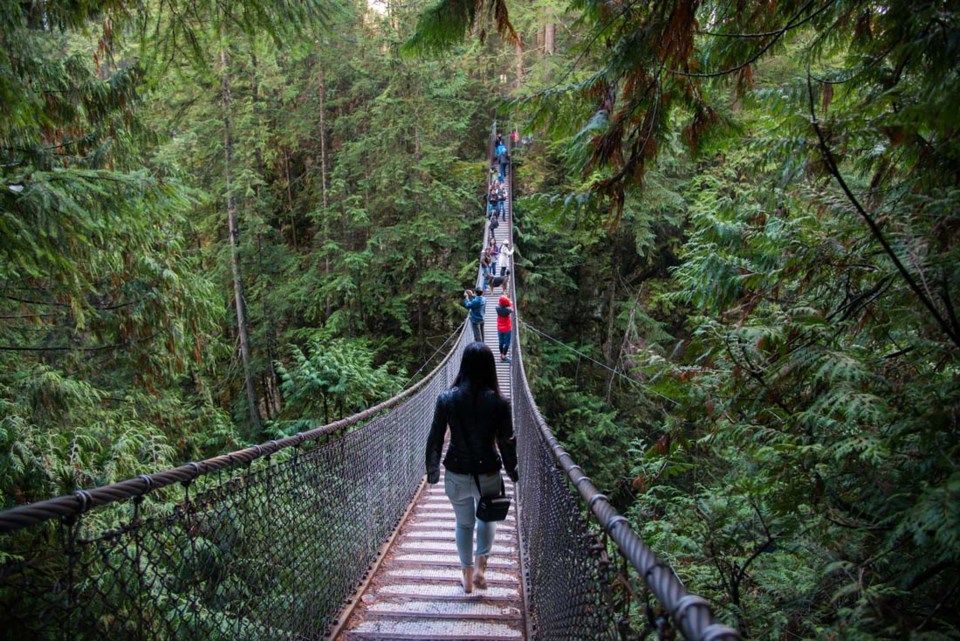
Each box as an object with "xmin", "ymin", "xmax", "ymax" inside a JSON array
[
  {"xmin": 0, "ymin": 325, "xmax": 471, "ymax": 639},
  {"xmin": 505, "ymin": 131, "xmax": 741, "ymax": 640}
]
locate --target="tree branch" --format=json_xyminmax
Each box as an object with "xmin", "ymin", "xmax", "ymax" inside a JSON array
[
  {"xmin": 1, "ymin": 294, "xmax": 145, "ymax": 311},
  {"xmin": 671, "ymin": 0, "xmax": 834, "ymax": 79},
  {"xmin": 805, "ymin": 71, "xmax": 960, "ymax": 350}
]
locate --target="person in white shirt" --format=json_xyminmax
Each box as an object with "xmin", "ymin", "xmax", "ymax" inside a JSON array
[{"xmin": 497, "ymin": 241, "xmax": 514, "ymax": 277}]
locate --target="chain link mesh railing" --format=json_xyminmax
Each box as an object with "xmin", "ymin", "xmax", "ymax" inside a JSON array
[
  {"xmin": 501, "ymin": 126, "xmax": 741, "ymax": 641},
  {"xmin": 0, "ymin": 325, "xmax": 469, "ymax": 641},
  {"xmin": 512, "ymin": 370, "xmax": 619, "ymax": 639},
  {"xmin": 501, "ymin": 131, "xmax": 616, "ymax": 640}
]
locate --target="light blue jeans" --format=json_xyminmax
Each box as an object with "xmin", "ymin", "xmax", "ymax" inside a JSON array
[{"xmin": 444, "ymin": 470, "xmax": 502, "ymax": 568}]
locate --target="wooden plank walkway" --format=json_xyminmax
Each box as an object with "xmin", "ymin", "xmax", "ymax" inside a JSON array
[
  {"xmin": 334, "ymin": 175, "xmax": 524, "ymax": 640},
  {"xmin": 334, "ymin": 474, "xmax": 524, "ymax": 640}
]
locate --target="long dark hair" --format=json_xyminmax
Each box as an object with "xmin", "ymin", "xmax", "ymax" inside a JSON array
[{"xmin": 453, "ymin": 342, "xmax": 501, "ymax": 396}]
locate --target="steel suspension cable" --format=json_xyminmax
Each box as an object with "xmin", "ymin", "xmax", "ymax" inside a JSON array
[
  {"xmin": 520, "ymin": 319, "xmax": 679, "ymax": 405},
  {"xmin": 403, "ymin": 319, "xmax": 466, "ymax": 387}
]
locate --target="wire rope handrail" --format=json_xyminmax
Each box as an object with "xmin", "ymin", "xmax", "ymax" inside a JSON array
[
  {"xmin": 0, "ymin": 322, "xmax": 464, "ymax": 534},
  {"xmin": 503, "ymin": 129, "xmax": 741, "ymax": 641}
]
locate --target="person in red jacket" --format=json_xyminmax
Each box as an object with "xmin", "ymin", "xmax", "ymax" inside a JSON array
[{"xmin": 495, "ymin": 295, "xmax": 513, "ymax": 362}]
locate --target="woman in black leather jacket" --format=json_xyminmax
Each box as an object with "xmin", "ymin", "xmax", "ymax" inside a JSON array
[{"xmin": 425, "ymin": 341, "xmax": 518, "ymax": 593}]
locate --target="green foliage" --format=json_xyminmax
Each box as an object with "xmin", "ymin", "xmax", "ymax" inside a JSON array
[
  {"xmin": 403, "ymin": 0, "xmax": 518, "ymax": 56},
  {"xmin": 0, "ymin": 1, "xmax": 239, "ymax": 507},
  {"xmin": 0, "ymin": 0, "xmax": 515, "ymax": 637},
  {"xmin": 275, "ymin": 335, "xmax": 405, "ymax": 429},
  {"xmin": 529, "ymin": 342, "xmax": 635, "ymax": 494},
  {"xmin": 7, "ymin": 0, "xmax": 959, "ymax": 637}
]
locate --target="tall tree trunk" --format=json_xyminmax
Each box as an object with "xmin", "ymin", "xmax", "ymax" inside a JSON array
[
  {"xmin": 221, "ymin": 42, "xmax": 262, "ymax": 436},
  {"xmin": 319, "ymin": 63, "xmax": 332, "ymax": 318},
  {"xmin": 414, "ymin": 121, "xmax": 425, "ymax": 358},
  {"xmin": 251, "ymin": 47, "xmax": 282, "ymax": 420},
  {"xmin": 607, "ymin": 304, "xmax": 635, "ymax": 404},
  {"xmin": 514, "ymin": 37, "xmax": 524, "ymax": 89},
  {"xmin": 257, "ymin": 229, "xmax": 282, "ymax": 418},
  {"xmin": 602, "ymin": 254, "xmax": 619, "ymax": 401},
  {"xmin": 284, "ymin": 150, "xmax": 298, "ymax": 250},
  {"xmin": 319, "ymin": 67, "xmax": 330, "ymax": 210},
  {"xmin": 604, "ymin": 266, "xmax": 618, "ymax": 364},
  {"xmin": 417, "ymin": 302, "xmax": 424, "ymax": 361},
  {"xmin": 544, "ymin": 23, "xmax": 556, "ymax": 55}
]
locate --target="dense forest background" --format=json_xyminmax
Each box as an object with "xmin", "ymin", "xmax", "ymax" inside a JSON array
[{"xmin": 2, "ymin": 0, "xmax": 959, "ymax": 638}]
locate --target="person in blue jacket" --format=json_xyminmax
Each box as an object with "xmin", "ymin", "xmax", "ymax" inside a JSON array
[
  {"xmin": 464, "ymin": 287, "xmax": 486, "ymax": 342},
  {"xmin": 496, "ymin": 143, "xmax": 510, "ymax": 181}
]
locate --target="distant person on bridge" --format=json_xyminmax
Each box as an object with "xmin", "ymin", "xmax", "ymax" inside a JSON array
[
  {"xmin": 497, "ymin": 241, "xmax": 513, "ymax": 277},
  {"xmin": 464, "ymin": 288, "xmax": 485, "ymax": 342},
  {"xmin": 425, "ymin": 342, "xmax": 518, "ymax": 594},
  {"xmin": 487, "ymin": 182, "xmax": 499, "ymax": 219},
  {"xmin": 496, "ymin": 181, "xmax": 507, "ymax": 220},
  {"xmin": 496, "ymin": 143, "xmax": 510, "ymax": 181},
  {"xmin": 480, "ymin": 250, "xmax": 494, "ymax": 293},
  {"xmin": 496, "ymin": 296, "xmax": 513, "ymax": 362}
]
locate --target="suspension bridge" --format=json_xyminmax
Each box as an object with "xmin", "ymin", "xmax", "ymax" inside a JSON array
[{"xmin": 0, "ymin": 128, "xmax": 741, "ymax": 641}]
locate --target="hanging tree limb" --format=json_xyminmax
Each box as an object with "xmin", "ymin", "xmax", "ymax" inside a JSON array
[
  {"xmin": 1, "ymin": 294, "xmax": 145, "ymax": 311},
  {"xmin": 805, "ymin": 70, "xmax": 960, "ymax": 350},
  {"xmin": 670, "ymin": 0, "xmax": 835, "ymax": 79}
]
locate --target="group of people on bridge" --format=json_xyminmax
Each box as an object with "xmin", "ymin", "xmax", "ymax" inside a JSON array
[
  {"xmin": 466, "ymin": 135, "xmax": 514, "ymax": 363},
  {"xmin": 426, "ymin": 134, "xmax": 519, "ymax": 595}
]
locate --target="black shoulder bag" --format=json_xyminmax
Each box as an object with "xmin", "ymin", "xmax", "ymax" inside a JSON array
[
  {"xmin": 462, "ymin": 411, "xmax": 511, "ymax": 522},
  {"xmin": 474, "ymin": 473, "xmax": 511, "ymax": 522}
]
